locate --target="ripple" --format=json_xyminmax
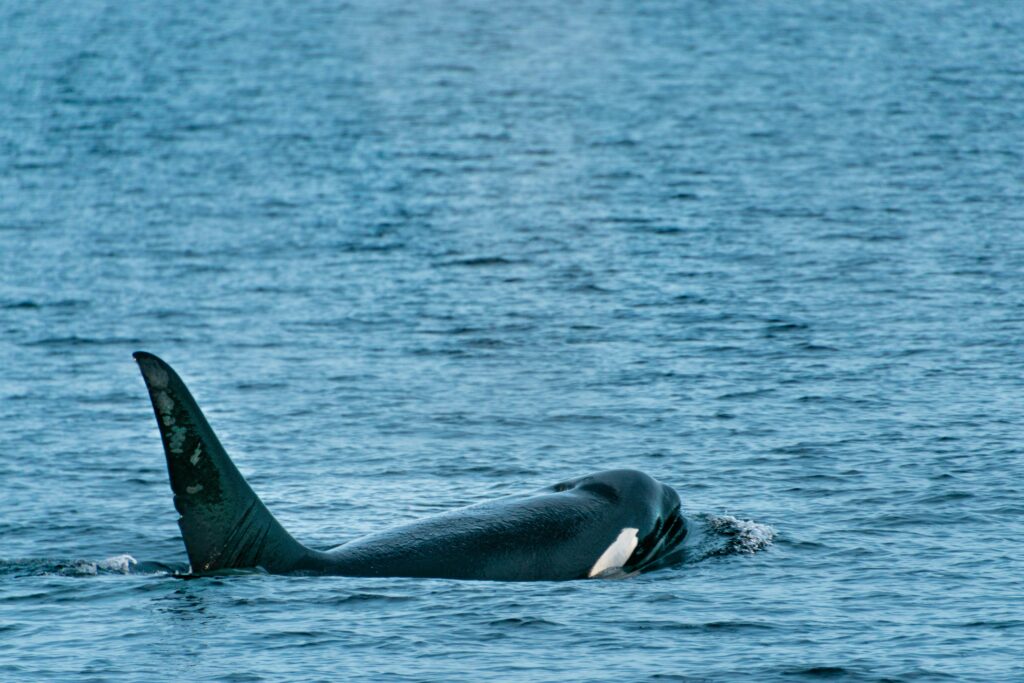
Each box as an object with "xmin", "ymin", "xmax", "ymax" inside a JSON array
[{"xmin": 3, "ymin": 0, "xmax": 1023, "ymax": 679}]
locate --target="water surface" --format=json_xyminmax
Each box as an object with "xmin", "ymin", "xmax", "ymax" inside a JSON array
[{"xmin": 2, "ymin": 1, "xmax": 1023, "ymax": 680}]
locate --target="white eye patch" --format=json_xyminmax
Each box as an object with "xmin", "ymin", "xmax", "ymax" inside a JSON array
[{"xmin": 588, "ymin": 527, "xmax": 639, "ymax": 578}]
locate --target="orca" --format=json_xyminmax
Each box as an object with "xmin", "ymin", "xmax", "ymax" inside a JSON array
[{"xmin": 133, "ymin": 352, "xmax": 687, "ymax": 580}]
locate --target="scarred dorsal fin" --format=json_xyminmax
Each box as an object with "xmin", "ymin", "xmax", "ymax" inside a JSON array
[{"xmin": 134, "ymin": 352, "xmax": 310, "ymax": 573}]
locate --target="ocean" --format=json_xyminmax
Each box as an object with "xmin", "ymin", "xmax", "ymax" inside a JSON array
[{"xmin": 1, "ymin": 1, "xmax": 1022, "ymax": 680}]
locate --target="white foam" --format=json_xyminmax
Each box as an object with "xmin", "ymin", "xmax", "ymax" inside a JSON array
[
  {"xmin": 97, "ymin": 554, "xmax": 138, "ymax": 573},
  {"xmin": 73, "ymin": 561, "xmax": 98, "ymax": 575},
  {"xmin": 708, "ymin": 515, "xmax": 776, "ymax": 553},
  {"xmin": 589, "ymin": 527, "xmax": 639, "ymax": 577}
]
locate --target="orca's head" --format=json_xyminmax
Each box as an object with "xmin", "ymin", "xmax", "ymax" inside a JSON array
[{"xmin": 550, "ymin": 469, "xmax": 686, "ymax": 575}]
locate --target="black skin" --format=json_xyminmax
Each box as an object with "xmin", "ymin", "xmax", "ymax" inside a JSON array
[{"xmin": 134, "ymin": 352, "xmax": 687, "ymax": 581}]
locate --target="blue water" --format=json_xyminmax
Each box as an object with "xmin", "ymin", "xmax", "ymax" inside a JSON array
[{"xmin": 2, "ymin": 1, "xmax": 1023, "ymax": 680}]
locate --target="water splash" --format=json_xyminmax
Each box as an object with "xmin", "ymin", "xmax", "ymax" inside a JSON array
[
  {"xmin": 0, "ymin": 556, "xmax": 183, "ymax": 577},
  {"xmin": 95, "ymin": 554, "xmax": 139, "ymax": 573},
  {"xmin": 706, "ymin": 514, "xmax": 776, "ymax": 554}
]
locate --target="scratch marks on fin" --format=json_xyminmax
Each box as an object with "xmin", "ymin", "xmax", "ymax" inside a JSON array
[
  {"xmin": 169, "ymin": 426, "xmax": 187, "ymax": 454},
  {"xmin": 155, "ymin": 390, "xmax": 174, "ymax": 414},
  {"xmin": 220, "ymin": 500, "xmax": 269, "ymax": 567},
  {"xmin": 143, "ymin": 364, "xmax": 170, "ymax": 389}
]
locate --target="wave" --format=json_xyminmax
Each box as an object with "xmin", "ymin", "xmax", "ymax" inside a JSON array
[
  {"xmin": 1, "ymin": 515, "xmax": 774, "ymax": 580},
  {"xmin": 0, "ymin": 556, "xmax": 186, "ymax": 578},
  {"xmin": 671, "ymin": 513, "xmax": 776, "ymax": 565},
  {"xmin": 705, "ymin": 514, "xmax": 776, "ymax": 554}
]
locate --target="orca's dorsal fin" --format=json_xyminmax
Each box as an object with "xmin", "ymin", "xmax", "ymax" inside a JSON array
[{"xmin": 134, "ymin": 352, "xmax": 310, "ymax": 574}]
